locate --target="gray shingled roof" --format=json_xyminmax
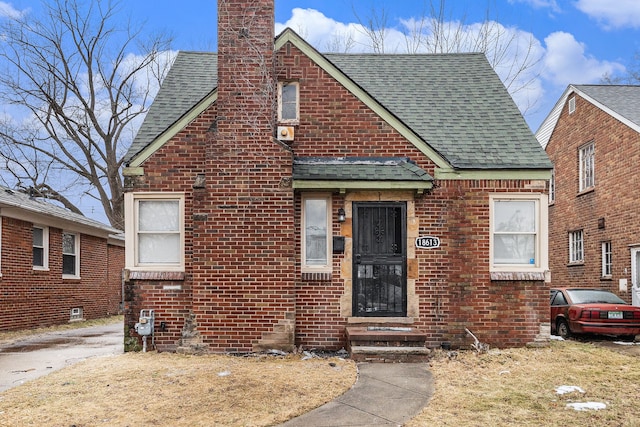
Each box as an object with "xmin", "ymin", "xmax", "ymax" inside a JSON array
[
  {"xmin": 124, "ymin": 52, "xmax": 217, "ymax": 163},
  {"xmin": 0, "ymin": 186, "xmax": 119, "ymax": 234},
  {"xmin": 293, "ymin": 157, "xmax": 433, "ymax": 182},
  {"xmin": 325, "ymin": 53, "xmax": 550, "ymax": 169},
  {"xmin": 125, "ymin": 39, "xmax": 550, "ymax": 170},
  {"xmin": 574, "ymin": 85, "xmax": 640, "ymax": 127}
]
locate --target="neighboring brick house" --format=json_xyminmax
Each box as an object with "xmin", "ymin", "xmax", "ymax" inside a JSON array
[
  {"xmin": 0, "ymin": 186, "xmax": 124, "ymax": 331},
  {"xmin": 122, "ymin": 0, "xmax": 552, "ymax": 355},
  {"xmin": 537, "ymin": 85, "xmax": 640, "ymax": 306}
]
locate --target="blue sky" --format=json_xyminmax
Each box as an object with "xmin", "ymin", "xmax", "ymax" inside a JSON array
[
  {"xmin": 127, "ymin": 0, "xmax": 640, "ymax": 131},
  {"xmin": 4, "ymin": 0, "xmax": 638, "ymax": 130},
  {"xmin": 1, "ymin": 0, "xmax": 638, "ymax": 222}
]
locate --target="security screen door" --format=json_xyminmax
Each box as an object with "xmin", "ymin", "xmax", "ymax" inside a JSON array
[{"xmin": 352, "ymin": 202, "xmax": 407, "ymax": 317}]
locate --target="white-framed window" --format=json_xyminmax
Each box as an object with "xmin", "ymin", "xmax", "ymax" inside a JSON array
[
  {"xmin": 125, "ymin": 192, "xmax": 185, "ymax": 271},
  {"xmin": 278, "ymin": 81, "xmax": 299, "ymax": 123},
  {"xmin": 490, "ymin": 194, "xmax": 548, "ymax": 272},
  {"xmin": 569, "ymin": 230, "xmax": 584, "ymax": 263},
  {"xmin": 601, "ymin": 241, "xmax": 612, "ymax": 277},
  {"xmin": 301, "ymin": 194, "xmax": 332, "ymax": 272},
  {"xmin": 33, "ymin": 225, "xmax": 49, "ymax": 270},
  {"xmin": 62, "ymin": 232, "xmax": 80, "ymax": 278},
  {"xmin": 568, "ymin": 96, "xmax": 576, "ymax": 114},
  {"xmin": 70, "ymin": 307, "xmax": 83, "ymax": 321},
  {"xmin": 579, "ymin": 142, "xmax": 595, "ymax": 191}
]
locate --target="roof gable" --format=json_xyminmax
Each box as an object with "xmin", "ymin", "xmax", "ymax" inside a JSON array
[
  {"xmin": 125, "ymin": 28, "xmax": 551, "ymax": 173},
  {"xmin": 536, "ymin": 85, "xmax": 640, "ymax": 149}
]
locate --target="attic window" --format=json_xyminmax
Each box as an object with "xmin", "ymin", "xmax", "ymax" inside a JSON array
[
  {"xmin": 278, "ymin": 81, "xmax": 299, "ymax": 123},
  {"xmin": 568, "ymin": 96, "xmax": 576, "ymax": 114}
]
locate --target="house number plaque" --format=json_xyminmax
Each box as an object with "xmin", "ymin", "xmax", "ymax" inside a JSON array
[{"xmin": 415, "ymin": 236, "xmax": 440, "ymax": 249}]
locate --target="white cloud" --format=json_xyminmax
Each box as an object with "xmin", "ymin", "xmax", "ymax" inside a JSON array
[
  {"xmin": 508, "ymin": 0, "xmax": 561, "ymax": 13},
  {"xmin": 575, "ymin": 0, "xmax": 640, "ymax": 29},
  {"xmin": 542, "ymin": 31, "xmax": 625, "ymax": 86},
  {"xmin": 0, "ymin": 2, "xmax": 27, "ymax": 19}
]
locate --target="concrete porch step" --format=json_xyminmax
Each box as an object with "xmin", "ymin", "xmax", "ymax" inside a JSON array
[{"xmin": 346, "ymin": 326, "xmax": 430, "ymax": 362}]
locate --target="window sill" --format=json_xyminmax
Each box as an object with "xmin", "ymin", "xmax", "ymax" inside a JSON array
[
  {"xmin": 567, "ymin": 262, "xmax": 584, "ymax": 267},
  {"xmin": 62, "ymin": 275, "xmax": 81, "ymax": 280},
  {"xmin": 490, "ymin": 271, "xmax": 546, "ymax": 281},
  {"xmin": 301, "ymin": 271, "xmax": 332, "ymax": 282},
  {"xmin": 577, "ymin": 187, "xmax": 595, "ymax": 197},
  {"xmin": 600, "ymin": 275, "xmax": 612, "ymax": 281},
  {"xmin": 126, "ymin": 270, "xmax": 185, "ymax": 281}
]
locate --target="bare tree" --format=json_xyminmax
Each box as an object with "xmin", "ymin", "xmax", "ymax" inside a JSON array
[
  {"xmin": 351, "ymin": 0, "xmax": 544, "ymax": 114},
  {"xmin": 602, "ymin": 51, "xmax": 640, "ymax": 84},
  {"xmin": 0, "ymin": 0, "xmax": 173, "ymax": 228}
]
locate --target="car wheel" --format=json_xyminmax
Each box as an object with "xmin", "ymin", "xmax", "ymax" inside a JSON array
[{"xmin": 556, "ymin": 319, "xmax": 571, "ymax": 339}]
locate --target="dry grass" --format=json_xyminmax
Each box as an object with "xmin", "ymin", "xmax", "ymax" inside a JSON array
[
  {"xmin": 408, "ymin": 340, "xmax": 640, "ymax": 427},
  {"xmin": 0, "ymin": 352, "xmax": 356, "ymax": 427},
  {"xmin": 2, "ymin": 319, "xmax": 640, "ymax": 426}
]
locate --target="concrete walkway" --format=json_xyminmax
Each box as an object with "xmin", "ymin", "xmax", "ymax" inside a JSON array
[
  {"xmin": 279, "ymin": 362, "xmax": 433, "ymax": 427},
  {"xmin": 0, "ymin": 321, "xmax": 123, "ymax": 392}
]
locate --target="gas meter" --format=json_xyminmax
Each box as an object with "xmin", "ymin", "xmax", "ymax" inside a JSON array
[{"xmin": 134, "ymin": 309, "xmax": 155, "ymax": 336}]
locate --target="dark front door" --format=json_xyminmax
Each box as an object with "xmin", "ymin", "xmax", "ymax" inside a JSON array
[{"xmin": 353, "ymin": 202, "xmax": 407, "ymax": 317}]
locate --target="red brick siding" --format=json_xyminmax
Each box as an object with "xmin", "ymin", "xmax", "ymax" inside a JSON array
[
  {"xmin": 0, "ymin": 216, "xmax": 123, "ymax": 331},
  {"xmin": 125, "ymin": 13, "xmax": 548, "ymax": 351},
  {"xmin": 546, "ymin": 94, "xmax": 640, "ymax": 301}
]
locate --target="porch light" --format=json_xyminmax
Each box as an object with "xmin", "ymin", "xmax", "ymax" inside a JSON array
[{"xmin": 337, "ymin": 208, "xmax": 346, "ymax": 223}]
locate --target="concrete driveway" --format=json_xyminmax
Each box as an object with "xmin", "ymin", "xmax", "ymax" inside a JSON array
[{"xmin": 0, "ymin": 321, "xmax": 123, "ymax": 392}]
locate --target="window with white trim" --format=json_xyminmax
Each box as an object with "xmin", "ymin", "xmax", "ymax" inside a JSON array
[
  {"xmin": 33, "ymin": 226, "xmax": 49, "ymax": 269},
  {"xmin": 278, "ymin": 81, "xmax": 299, "ymax": 123},
  {"xmin": 62, "ymin": 232, "xmax": 80, "ymax": 278},
  {"xmin": 125, "ymin": 193, "xmax": 185, "ymax": 271},
  {"xmin": 302, "ymin": 194, "xmax": 331, "ymax": 272},
  {"xmin": 490, "ymin": 194, "xmax": 548, "ymax": 272},
  {"xmin": 569, "ymin": 230, "xmax": 584, "ymax": 263},
  {"xmin": 602, "ymin": 241, "xmax": 612, "ymax": 277},
  {"xmin": 579, "ymin": 142, "xmax": 595, "ymax": 191}
]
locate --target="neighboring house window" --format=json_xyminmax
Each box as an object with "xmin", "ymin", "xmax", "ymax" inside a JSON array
[
  {"xmin": 569, "ymin": 230, "xmax": 584, "ymax": 263},
  {"xmin": 125, "ymin": 193, "xmax": 185, "ymax": 271},
  {"xmin": 62, "ymin": 232, "xmax": 80, "ymax": 278},
  {"xmin": 490, "ymin": 194, "xmax": 548, "ymax": 272},
  {"xmin": 579, "ymin": 142, "xmax": 595, "ymax": 191},
  {"xmin": 302, "ymin": 194, "xmax": 331, "ymax": 271},
  {"xmin": 33, "ymin": 226, "xmax": 49, "ymax": 270},
  {"xmin": 278, "ymin": 81, "xmax": 299, "ymax": 123},
  {"xmin": 602, "ymin": 241, "xmax": 612, "ymax": 277},
  {"xmin": 568, "ymin": 96, "xmax": 576, "ymax": 114}
]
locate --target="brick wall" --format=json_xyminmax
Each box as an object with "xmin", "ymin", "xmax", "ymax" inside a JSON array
[
  {"xmin": 546, "ymin": 94, "xmax": 640, "ymax": 302},
  {"xmin": 0, "ymin": 216, "xmax": 124, "ymax": 331},
  {"xmin": 124, "ymin": 7, "xmax": 548, "ymax": 352}
]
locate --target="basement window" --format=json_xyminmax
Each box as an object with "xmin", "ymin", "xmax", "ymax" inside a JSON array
[
  {"xmin": 70, "ymin": 307, "xmax": 83, "ymax": 321},
  {"xmin": 278, "ymin": 81, "xmax": 299, "ymax": 123}
]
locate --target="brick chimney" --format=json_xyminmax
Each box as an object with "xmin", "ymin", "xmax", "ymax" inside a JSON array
[
  {"xmin": 216, "ymin": 0, "xmax": 276, "ymax": 137},
  {"xmin": 192, "ymin": 0, "xmax": 295, "ymax": 353}
]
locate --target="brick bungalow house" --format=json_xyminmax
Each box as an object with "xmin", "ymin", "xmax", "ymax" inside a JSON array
[
  {"xmin": 537, "ymin": 85, "xmax": 640, "ymax": 306},
  {"xmin": 122, "ymin": 0, "xmax": 552, "ymax": 356},
  {"xmin": 0, "ymin": 186, "xmax": 124, "ymax": 331}
]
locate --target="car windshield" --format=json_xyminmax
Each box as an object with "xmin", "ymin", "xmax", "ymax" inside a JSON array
[{"xmin": 565, "ymin": 289, "xmax": 627, "ymax": 305}]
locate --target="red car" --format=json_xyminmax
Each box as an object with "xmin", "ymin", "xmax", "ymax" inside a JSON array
[{"xmin": 550, "ymin": 288, "xmax": 640, "ymax": 339}]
